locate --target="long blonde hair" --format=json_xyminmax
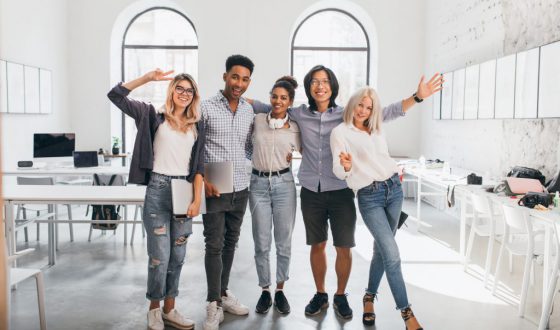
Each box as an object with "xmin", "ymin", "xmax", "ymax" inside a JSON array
[
  {"xmin": 163, "ymin": 73, "xmax": 200, "ymax": 136},
  {"xmin": 343, "ymin": 87, "xmax": 382, "ymax": 134}
]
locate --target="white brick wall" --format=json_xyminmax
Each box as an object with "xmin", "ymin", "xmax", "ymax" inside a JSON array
[{"xmin": 422, "ymin": 0, "xmax": 560, "ymax": 179}]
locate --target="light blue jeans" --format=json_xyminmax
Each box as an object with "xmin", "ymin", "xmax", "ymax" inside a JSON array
[
  {"xmin": 357, "ymin": 173, "xmax": 410, "ymax": 310},
  {"xmin": 249, "ymin": 171, "xmax": 297, "ymax": 287},
  {"xmin": 143, "ymin": 172, "xmax": 193, "ymax": 300}
]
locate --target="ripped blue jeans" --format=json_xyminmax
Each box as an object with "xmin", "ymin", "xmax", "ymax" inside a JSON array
[{"xmin": 143, "ymin": 172, "xmax": 193, "ymax": 301}]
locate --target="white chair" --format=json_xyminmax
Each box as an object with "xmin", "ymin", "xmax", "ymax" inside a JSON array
[
  {"xmin": 8, "ymin": 248, "xmax": 47, "ymax": 330},
  {"xmin": 493, "ymin": 204, "xmax": 544, "ymax": 317},
  {"xmin": 464, "ymin": 193, "xmax": 504, "ymax": 286},
  {"xmin": 539, "ymin": 220, "xmax": 560, "ymax": 330},
  {"xmin": 16, "ymin": 176, "xmax": 74, "ymax": 243}
]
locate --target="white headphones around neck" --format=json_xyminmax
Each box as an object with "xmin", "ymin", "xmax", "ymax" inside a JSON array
[{"xmin": 267, "ymin": 112, "xmax": 289, "ymax": 130}]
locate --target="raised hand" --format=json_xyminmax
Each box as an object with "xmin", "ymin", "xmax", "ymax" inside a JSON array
[
  {"xmin": 339, "ymin": 152, "xmax": 352, "ymax": 172},
  {"xmin": 145, "ymin": 68, "xmax": 175, "ymax": 82},
  {"xmin": 416, "ymin": 73, "xmax": 444, "ymax": 99}
]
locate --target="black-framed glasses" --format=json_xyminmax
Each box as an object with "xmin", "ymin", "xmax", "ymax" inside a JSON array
[
  {"xmin": 310, "ymin": 79, "xmax": 330, "ymax": 87},
  {"xmin": 175, "ymin": 86, "xmax": 195, "ymax": 96}
]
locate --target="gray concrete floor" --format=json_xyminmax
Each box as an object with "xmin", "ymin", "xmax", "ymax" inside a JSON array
[{"xmin": 8, "ymin": 197, "xmax": 559, "ymax": 329}]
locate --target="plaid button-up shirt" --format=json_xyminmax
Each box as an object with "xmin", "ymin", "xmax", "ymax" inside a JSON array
[{"xmin": 201, "ymin": 91, "xmax": 254, "ymax": 191}]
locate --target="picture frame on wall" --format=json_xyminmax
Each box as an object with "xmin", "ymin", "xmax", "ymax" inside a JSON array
[
  {"xmin": 451, "ymin": 68, "xmax": 465, "ymax": 120},
  {"xmin": 24, "ymin": 66, "xmax": 41, "ymax": 114},
  {"xmin": 464, "ymin": 64, "xmax": 479, "ymax": 119},
  {"xmin": 514, "ymin": 47, "xmax": 539, "ymax": 118},
  {"xmin": 40, "ymin": 68, "xmax": 52, "ymax": 114},
  {"xmin": 494, "ymin": 54, "xmax": 516, "ymax": 119},
  {"xmin": 440, "ymin": 72, "xmax": 453, "ymax": 120},
  {"xmin": 432, "ymin": 89, "xmax": 441, "ymax": 120},
  {"xmin": 0, "ymin": 60, "xmax": 7, "ymax": 113},
  {"xmin": 6, "ymin": 62, "xmax": 25, "ymax": 113},
  {"xmin": 538, "ymin": 40, "xmax": 560, "ymax": 118},
  {"xmin": 478, "ymin": 59, "xmax": 496, "ymax": 119}
]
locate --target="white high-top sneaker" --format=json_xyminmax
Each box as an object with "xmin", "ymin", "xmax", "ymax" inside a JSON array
[
  {"xmin": 221, "ymin": 290, "xmax": 250, "ymax": 315},
  {"xmin": 147, "ymin": 309, "xmax": 164, "ymax": 330},
  {"xmin": 203, "ymin": 301, "xmax": 222, "ymax": 330},
  {"xmin": 162, "ymin": 309, "xmax": 195, "ymax": 330}
]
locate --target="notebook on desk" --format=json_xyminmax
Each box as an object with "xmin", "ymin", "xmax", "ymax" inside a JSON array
[{"xmin": 171, "ymin": 179, "xmax": 206, "ymax": 216}]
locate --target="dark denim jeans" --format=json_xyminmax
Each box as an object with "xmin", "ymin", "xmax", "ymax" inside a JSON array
[
  {"xmin": 143, "ymin": 172, "xmax": 193, "ymax": 300},
  {"xmin": 357, "ymin": 173, "xmax": 410, "ymax": 310},
  {"xmin": 202, "ymin": 188, "xmax": 249, "ymax": 302}
]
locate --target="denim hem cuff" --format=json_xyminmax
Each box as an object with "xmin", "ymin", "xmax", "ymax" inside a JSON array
[
  {"xmin": 146, "ymin": 294, "xmax": 166, "ymax": 301},
  {"xmin": 397, "ymin": 303, "xmax": 412, "ymax": 311}
]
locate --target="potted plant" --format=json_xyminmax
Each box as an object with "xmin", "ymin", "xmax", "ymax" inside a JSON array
[{"xmin": 112, "ymin": 136, "xmax": 121, "ymax": 155}]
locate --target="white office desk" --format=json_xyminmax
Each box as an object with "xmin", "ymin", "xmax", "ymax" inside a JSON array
[
  {"xmin": 3, "ymin": 165, "xmax": 130, "ymax": 177},
  {"xmin": 2, "ymin": 184, "xmax": 145, "ymax": 267}
]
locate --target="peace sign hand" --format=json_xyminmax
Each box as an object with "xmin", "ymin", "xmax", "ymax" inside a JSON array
[{"xmin": 145, "ymin": 68, "xmax": 175, "ymax": 82}]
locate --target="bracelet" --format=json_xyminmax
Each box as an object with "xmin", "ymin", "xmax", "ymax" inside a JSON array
[{"xmin": 413, "ymin": 93, "xmax": 423, "ymax": 103}]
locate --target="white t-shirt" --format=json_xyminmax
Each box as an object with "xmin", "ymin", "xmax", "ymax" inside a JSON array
[
  {"xmin": 152, "ymin": 120, "xmax": 196, "ymax": 176},
  {"xmin": 330, "ymin": 122, "xmax": 398, "ymax": 190}
]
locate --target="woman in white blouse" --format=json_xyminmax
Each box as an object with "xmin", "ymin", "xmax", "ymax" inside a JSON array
[{"xmin": 330, "ymin": 87, "xmax": 423, "ymax": 330}]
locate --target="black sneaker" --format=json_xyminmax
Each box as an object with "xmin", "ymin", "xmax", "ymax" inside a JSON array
[
  {"xmin": 305, "ymin": 292, "xmax": 329, "ymax": 316},
  {"xmin": 333, "ymin": 293, "xmax": 353, "ymax": 319},
  {"xmin": 274, "ymin": 290, "xmax": 291, "ymax": 314},
  {"xmin": 255, "ymin": 290, "xmax": 272, "ymax": 314}
]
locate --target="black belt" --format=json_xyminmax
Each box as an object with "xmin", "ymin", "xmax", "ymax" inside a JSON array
[{"xmin": 252, "ymin": 167, "xmax": 290, "ymax": 177}]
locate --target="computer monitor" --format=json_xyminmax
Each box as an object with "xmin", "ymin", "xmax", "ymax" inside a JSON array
[{"xmin": 33, "ymin": 133, "xmax": 75, "ymax": 165}]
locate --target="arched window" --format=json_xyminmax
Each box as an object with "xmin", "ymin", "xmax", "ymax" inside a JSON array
[
  {"xmin": 291, "ymin": 9, "xmax": 370, "ymax": 105},
  {"xmin": 121, "ymin": 7, "xmax": 197, "ymax": 154}
]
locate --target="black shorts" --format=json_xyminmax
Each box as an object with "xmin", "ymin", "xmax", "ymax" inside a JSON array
[{"xmin": 300, "ymin": 187, "xmax": 356, "ymax": 247}]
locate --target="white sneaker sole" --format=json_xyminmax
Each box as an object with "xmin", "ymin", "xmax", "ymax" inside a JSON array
[{"xmin": 163, "ymin": 318, "xmax": 194, "ymax": 330}]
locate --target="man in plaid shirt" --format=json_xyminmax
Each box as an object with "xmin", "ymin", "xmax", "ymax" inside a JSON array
[{"xmin": 200, "ymin": 55, "xmax": 255, "ymax": 330}]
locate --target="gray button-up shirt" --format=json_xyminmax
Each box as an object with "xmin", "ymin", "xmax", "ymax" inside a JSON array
[
  {"xmin": 253, "ymin": 100, "xmax": 404, "ymax": 192},
  {"xmin": 201, "ymin": 91, "xmax": 254, "ymax": 191}
]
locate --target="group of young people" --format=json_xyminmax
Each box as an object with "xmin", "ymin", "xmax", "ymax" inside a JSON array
[{"xmin": 108, "ymin": 54, "xmax": 443, "ymax": 330}]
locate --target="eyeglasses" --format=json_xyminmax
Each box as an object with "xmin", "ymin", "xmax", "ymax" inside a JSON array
[
  {"xmin": 175, "ymin": 86, "xmax": 195, "ymax": 96},
  {"xmin": 310, "ymin": 79, "xmax": 330, "ymax": 87}
]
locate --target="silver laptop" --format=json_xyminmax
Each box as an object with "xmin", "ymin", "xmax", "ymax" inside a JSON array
[
  {"xmin": 204, "ymin": 161, "xmax": 234, "ymax": 194},
  {"xmin": 171, "ymin": 179, "xmax": 206, "ymax": 216}
]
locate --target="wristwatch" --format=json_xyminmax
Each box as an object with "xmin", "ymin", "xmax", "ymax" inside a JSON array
[{"xmin": 413, "ymin": 92, "xmax": 423, "ymax": 103}]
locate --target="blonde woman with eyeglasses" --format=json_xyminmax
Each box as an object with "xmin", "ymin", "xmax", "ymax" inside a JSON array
[{"xmin": 108, "ymin": 69, "xmax": 205, "ymax": 330}]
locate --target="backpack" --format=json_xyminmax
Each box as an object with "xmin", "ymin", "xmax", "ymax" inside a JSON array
[
  {"xmin": 507, "ymin": 166, "xmax": 546, "ymax": 185},
  {"xmin": 546, "ymin": 171, "xmax": 560, "ymax": 193},
  {"xmin": 89, "ymin": 174, "xmax": 121, "ymax": 230}
]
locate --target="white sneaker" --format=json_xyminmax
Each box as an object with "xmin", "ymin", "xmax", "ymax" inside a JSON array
[
  {"xmin": 204, "ymin": 301, "xmax": 221, "ymax": 330},
  {"xmin": 218, "ymin": 304, "xmax": 224, "ymax": 323},
  {"xmin": 162, "ymin": 309, "xmax": 195, "ymax": 330},
  {"xmin": 221, "ymin": 290, "xmax": 249, "ymax": 315},
  {"xmin": 147, "ymin": 309, "xmax": 164, "ymax": 330}
]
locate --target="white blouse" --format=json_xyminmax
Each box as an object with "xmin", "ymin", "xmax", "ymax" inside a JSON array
[{"xmin": 330, "ymin": 122, "xmax": 398, "ymax": 190}]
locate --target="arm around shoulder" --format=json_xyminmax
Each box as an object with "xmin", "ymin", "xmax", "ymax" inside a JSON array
[{"xmin": 330, "ymin": 126, "xmax": 352, "ymax": 180}]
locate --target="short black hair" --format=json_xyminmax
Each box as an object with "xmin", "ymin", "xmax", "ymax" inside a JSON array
[
  {"xmin": 271, "ymin": 76, "xmax": 298, "ymax": 101},
  {"xmin": 303, "ymin": 65, "xmax": 339, "ymax": 110},
  {"xmin": 225, "ymin": 54, "xmax": 255, "ymax": 75}
]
